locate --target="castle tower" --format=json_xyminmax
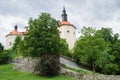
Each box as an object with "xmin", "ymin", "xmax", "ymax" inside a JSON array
[
  {"xmin": 5, "ymin": 25, "xmax": 27, "ymax": 49},
  {"xmin": 58, "ymin": 7, "xmax": 76, "ymax": 50}
]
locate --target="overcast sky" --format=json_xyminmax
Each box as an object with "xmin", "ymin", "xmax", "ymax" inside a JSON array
[{"xmin": 1, "ymin": 0, "xmax": 120, "ymax": 46}]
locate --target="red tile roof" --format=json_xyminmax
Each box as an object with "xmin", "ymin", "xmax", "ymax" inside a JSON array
[
  {"xmin": 10, "ymin": 30, "xmax": 20, "ymax": 34},
  {"xmin": 6, "ymin": 29, "xmax": 28, "ymax": 37},
  {"xmin": 61, "ymin": 21, "xmax": 71, "ymax": 25},
  {"xmin": 60, "ymin": 21, "xmax": 76, "ymax": 29}
]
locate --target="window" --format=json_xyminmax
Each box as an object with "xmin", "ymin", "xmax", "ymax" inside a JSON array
[
  {"xmin": 73, "ymin": 32, "xmax": 75, "ymax": 34},
  {"xmin": 67, "ymin": 30, "xmax": 70, "ymax": 33},
  {"xmin": 9, "ymin": 42, "xmax": 12, "ymax": 46}
]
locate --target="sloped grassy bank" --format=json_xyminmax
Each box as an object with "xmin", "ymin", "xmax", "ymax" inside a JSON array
[{"xmin": 61, "ymin": 64, "xmax": 120, "ymax": 80}]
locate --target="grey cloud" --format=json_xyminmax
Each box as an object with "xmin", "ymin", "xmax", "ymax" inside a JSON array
[
  {"xmin": 86, "ymin": 0, "xmax": 120, "ymax": 21},
  {"xmin": 1, "ymin": 0, "xmax": 120, "ymax": 45}
]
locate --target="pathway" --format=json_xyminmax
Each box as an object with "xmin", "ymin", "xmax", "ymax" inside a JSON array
[{"xmin": 60, "ymin": 57, "xmax": 80, "ymax": 69}]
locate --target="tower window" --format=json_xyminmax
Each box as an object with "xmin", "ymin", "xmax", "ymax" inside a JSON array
[
  {"xmin": 67, "ymin": 30, "xmax": 70, "ymax": 33},
  {"xmin": 73, "ymin": 32, "xmax": 75, "ymax": 34},
  {"xmin": 9, "ymin": 42, "xmax": 12, "ymax": 46}
]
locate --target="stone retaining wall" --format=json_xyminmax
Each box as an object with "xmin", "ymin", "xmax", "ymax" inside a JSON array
[
  {"xmin": 60, "ymin": 67, "xmax": 120, "ymax": 80},
  {"xmin": 13, "ymin": 57, "xmax": 40, "ymax": 72},
  {"xmin": 13, "ymin": 57, "xmax": 120, "ymax": 80}
]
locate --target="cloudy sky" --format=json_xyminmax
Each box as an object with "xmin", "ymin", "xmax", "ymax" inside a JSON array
[{"xmin": 1, "ymin": 0, "xmax": 120, "ymax": 46}]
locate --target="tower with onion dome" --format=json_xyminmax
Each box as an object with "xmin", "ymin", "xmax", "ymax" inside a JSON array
[
  {"xmin": 58, "ymin": 7, "xmax": 76, "ymax": 50},
  {"xmin": 5, "ymin": 25, "xmax": 28, "ymax": 49}
]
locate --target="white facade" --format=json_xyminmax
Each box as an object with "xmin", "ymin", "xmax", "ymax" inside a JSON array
[
  {"xmin": 6, "ymin": 35, "xmax": 17, "ymax": 49},
  {"xmin": 5, "ymin": 25, "xmax": 27, "ymax": 49},
  {"xmin": 58, "ymin": 25, "xmax": 76, "ymax": 50},
  {"xmin": 5, "ymin": 34, "xmax": 25, "ymax": 49},
  {"xmin": 6, "ymin": 25, "xmax": 76, "ymax": 50}
]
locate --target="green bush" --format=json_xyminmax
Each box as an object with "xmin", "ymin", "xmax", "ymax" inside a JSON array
[
  {"xmin": 0, "ymin": 50, "xmax": 12, "ymax": 64},
  {"xmin": 59, "ymin": 39, "xmax": 72, "ymax": 58},
  {"xmin": 73, "ymin": 27, "xmax": 119, "ymax": 74}
]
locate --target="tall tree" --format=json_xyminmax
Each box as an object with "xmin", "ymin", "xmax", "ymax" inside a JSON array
[
  {"xmin": 11, "ymin": 36, "xmax": 22, "ymax": 58},
  {"xmin": 95, "ymin": 28, "xmax": 113, "ymax": 42},
  {"xmin": 0, "ymin": 43, "xmax": 11, "ymax": 64},
  {"xmin": 96, "ymin": 28, "xmax": 120, "ymax": 74},
  {"xmin": 59, "ymin": 39, "xmax": 70, "ymax": 57},
  {"xmin": 0, "ymin": 43, "xmax": 3, "ymax": 53},
  {"xmin": 73, "ymin": 27, "xmax": 118, "ymax": 74},
  {"xmin": 19, "ymin": 13, "xmax": 62, "ymax": 76}
]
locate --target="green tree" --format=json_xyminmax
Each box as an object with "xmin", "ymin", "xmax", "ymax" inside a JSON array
[
  {"xmin": 0, "ymin": 43, "xmax": 4, "ymax": 64},
  {"xmin": 0, "ymin": 43, "xmax": 3, "ymax": 53},
  {"xmin": 73, "ymin": 27, "xmax": 118, "ymax": 74},
  {"xmin": 96, "ymin": 28, "xmax": 120, "ymax": 74},
  {"xmin": 0, "ymin": 43, "xmax": 11, "ymax": 64},
  {"xmin": 19, "ymin": 13, "xmax": 62, "ymax": 76},
  {"xmin": 11, "ymin": 36, "xmax": 22, "ymax": 58},
  {"xmin": 95, "ymin": 28, "xmax": 113, "ymax": 42},
  {"xmin": 0, "ymin": 50, "xmax": 12, "ymax": 64},
  {"xmin": 59, "ymin": 39, "xmax": 71, "ymax": 57},
  {"xmin": 110, "ymin": 35, "xmax": 120, "ymax": 74}
]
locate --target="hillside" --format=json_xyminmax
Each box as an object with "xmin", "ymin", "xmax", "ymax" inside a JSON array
[
  {"xmin": 61, "ymin": 62, "xmax": 120, "ymax": 80},
  {"xmin": 59, "ymin": 56, "xmax": 120, "ymax": 80}
]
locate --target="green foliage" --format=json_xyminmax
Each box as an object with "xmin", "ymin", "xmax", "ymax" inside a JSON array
[
  {"xmin": 59, "ymin": 39, "xmax": 72, "ymax": 58},
  {"xmin": 0, "ymin": 64, "xmax": 75, "ymax": 80},
  {"xmin": 19, "ymin": 13, "xmax": 61, "ymax": 57},
  {"xmin": 17, "ymin": 13, "xmax": 64, "ymax": 76},
  {"xmin": 0, "ymin": 50, "xmax": 12, "ymax": 64},
  {"xmin": 96, "ymin": 28, "xmax": 120, "ymax": 74},
  {"xmin": 0, "ymin": 43, "xmax": 3, "ymax": 53},
  {"xmin": 11, "ymin": 36, "xmax": 22, "ymax": 58},
  {"xmin": 73, "ymin": 27, "xmax": 119, "ymax": 74},
  {"xmin": 0, "ymin": 43, "xmax": 12, "ymax": 64},
  {"xmin": 12, "ymin": 36, "xmax": 21, "ymax": 51},
  {"xmin": 61, "ymin": 64, "xmax": 94, "ymax": 74},
  {"xmin": 81, "ymin": 27, "xmax": 96, "ymax": 37},
  {"xmin": 95, "ymin": 28, "xmax": 113, "ymax": 42},
  {"xmin": 110, "ymin": 36, "xmax": 120, "ymax": 74}
]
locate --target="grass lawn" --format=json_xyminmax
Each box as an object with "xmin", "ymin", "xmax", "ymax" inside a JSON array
[{"xmin": 0, "ymin": 64, "xmax": 75, "ymax": 80}]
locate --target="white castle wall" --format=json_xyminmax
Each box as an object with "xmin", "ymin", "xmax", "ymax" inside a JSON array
[
  {"xmin": 5, "ymin": 34, "xmax": 25, "ymax": 49},
  {"xmin": 6, "ymin": 35, "xmax": 17, "ymax": 49},
  {"xmin": 58, "ymin": 25, "xmax": 76, "ymax": 50},
  {"xmin": 6, "ymin": 25, "xmax": 76, "ymax": 50}
]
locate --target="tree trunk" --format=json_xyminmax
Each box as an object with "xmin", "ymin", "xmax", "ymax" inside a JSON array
[{"xmin": 34, "ymin": 54, "xmax": 60, "ymax": 76}]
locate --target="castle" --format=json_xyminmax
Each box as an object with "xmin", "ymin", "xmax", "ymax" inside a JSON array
[
  {"xmin": 5, "ymin": 7, "xmax": 76, "ymax": 50},
  {"xmin": 5, "ymin": 25, "xmax": 28, "ymax": 49}
]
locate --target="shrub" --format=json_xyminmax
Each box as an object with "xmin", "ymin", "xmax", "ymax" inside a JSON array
[{"xmin": 0, "ymin": 50, "xmax": 12, "ymax": 64}]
